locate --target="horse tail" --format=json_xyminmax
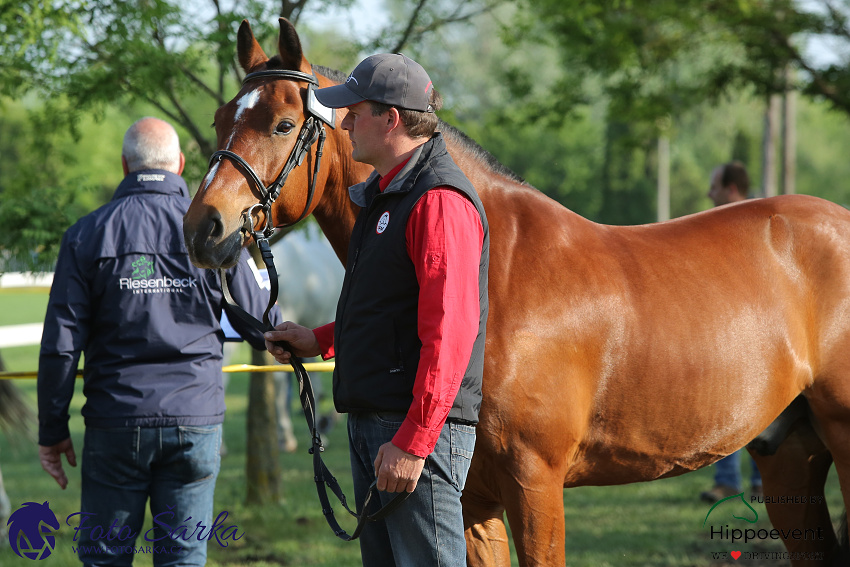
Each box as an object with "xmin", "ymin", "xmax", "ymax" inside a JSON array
[{"xmin": 0, "ymin": 354, "xmax": 35, "ymax": 438}]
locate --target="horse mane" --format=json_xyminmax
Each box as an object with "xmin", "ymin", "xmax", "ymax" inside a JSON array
[
  {"xmin": 436, "ymin": 120, "xmax": 528, "ymax": 186},
  {"xmin": 311, "ymin": 64, "xmax": 529, "ymax": 187},
  {"xmin": 312, "ymin": 64, "xmax": 347, "ymax": 85}
]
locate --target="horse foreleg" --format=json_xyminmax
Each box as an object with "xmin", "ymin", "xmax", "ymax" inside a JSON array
[
  {"xmin": 463, "ymin": 493, "xmax": 511, "ymax": 567},
  {"xmin": 749, "ymin": 420, "xmax": 837, "ymax": 566},
  {"xmin": 500, "ymin": 461, "xmax": 566, "ymax": 566},
  {"xmin": 463, "ymin": 454, "xmax": 512, "ymax": 567}
]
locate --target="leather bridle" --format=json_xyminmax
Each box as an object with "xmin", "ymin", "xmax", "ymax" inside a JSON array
[{"xmin": 208, "ymin": 69, "xmax": 328, "ymax": 240}]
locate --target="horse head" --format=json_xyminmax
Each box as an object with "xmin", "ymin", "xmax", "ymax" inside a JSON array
[{"xmin": 183, "ymin": 18, "xmax": 359, "ymax": 269}]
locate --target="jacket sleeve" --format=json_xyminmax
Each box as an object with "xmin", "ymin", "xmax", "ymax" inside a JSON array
[
  {"xmin": 37, "ymin": 232, "xmax": 89, "ymax": 446},
  {"xmin": 222, "ymin": 248, "xmax": 282, "ymax": 350}
]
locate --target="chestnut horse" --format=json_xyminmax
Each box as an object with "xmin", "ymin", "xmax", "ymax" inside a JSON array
[{"xmin": 183, "ymin": 18, "xmax": 850, "ymax": 566}]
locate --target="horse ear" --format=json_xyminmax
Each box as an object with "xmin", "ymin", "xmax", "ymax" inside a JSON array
[
  {"xmin": 237, "ymin": 20, "xmax": 268, "ymax": 73},
  {"xmin": 278, "ymin": 17, "xmax": 309, "ymax": 71}
]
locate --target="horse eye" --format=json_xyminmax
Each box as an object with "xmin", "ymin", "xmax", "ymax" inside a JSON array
[{"xmin": 275, "ymin": 121, "xmax": 295, "ymax": 135}]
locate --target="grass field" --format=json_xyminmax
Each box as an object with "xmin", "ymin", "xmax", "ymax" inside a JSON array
[{"xmin": 0, "ymin": 290, "xmax": 844, "ymax": 566}]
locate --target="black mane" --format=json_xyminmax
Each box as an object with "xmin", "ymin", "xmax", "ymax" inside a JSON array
[
  {"xmin": 312, "ymin": 64, "xmax": 347, "ymax": 85},
  {"xmin": 436, "ymin": 120, "xmax": 527, "ymax": 186}
]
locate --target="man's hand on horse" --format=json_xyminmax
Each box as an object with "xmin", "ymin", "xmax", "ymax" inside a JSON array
[
  {"xmin": 374, "ymin": 442, "xmax": 426, "ymax": 493},
  {"xmin": 264, "ymin": 321, "xmax": 321, "ymax": 363},
  {"xmin": 39, "ymin": 438, "xmax": 77, "ymax": 490}
]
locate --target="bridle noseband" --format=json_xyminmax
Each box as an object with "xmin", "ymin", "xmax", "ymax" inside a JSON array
[{"xmin": 209, "ymin": 69, "xmax": 329, "ymax": 240}]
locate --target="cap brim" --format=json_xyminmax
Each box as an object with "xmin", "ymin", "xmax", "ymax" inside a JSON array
[{"xmin": 313, "ymin": 84, "xmax": 365, "ymax": 108}]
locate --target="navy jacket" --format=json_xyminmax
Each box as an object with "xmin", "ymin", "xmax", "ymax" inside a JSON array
[{"xmin": 38, "ymin": 170, "xmax": 279, "ymax": 445}]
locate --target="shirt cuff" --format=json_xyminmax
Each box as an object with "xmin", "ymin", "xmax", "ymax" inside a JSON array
[
  {"xmin": 392, "ymin": 417, "xmax": 443, "ymax": 458},
  {"xmin": 312, "ymin": 322, "xmax": 335, "ymax": 360}
]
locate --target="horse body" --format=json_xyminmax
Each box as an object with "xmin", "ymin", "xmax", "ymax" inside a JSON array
[{"xmin": 183, "ymin": 18, "xmax": 850, "ymax": 566}]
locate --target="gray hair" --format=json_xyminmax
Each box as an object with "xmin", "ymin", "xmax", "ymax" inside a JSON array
[{"xmin": 122, "ymin": 117, "xmax": 182, "ymax": 173}]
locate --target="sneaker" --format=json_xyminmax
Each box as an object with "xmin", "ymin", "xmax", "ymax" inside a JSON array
[{"xmin": 699, "ymin": 484, "xmax": 740, "ymax": 503}]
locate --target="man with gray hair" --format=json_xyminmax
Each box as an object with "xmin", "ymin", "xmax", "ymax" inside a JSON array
[{"xmin": 37, "ymin": 117, "xmax": 278, "ymax": 566}]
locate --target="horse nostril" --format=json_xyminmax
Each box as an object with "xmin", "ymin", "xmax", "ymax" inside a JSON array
[{"xmin": 208, "ymin": 214, "xmax": 224, "ymax": 240}]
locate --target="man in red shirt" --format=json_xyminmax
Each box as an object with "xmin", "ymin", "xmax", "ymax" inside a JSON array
[{"xmin": 264, "ymin": 53, "xmax": 489, "ymax": 565}]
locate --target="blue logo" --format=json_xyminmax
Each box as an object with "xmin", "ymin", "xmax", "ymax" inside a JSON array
[{"xmin": 7, "ymin": 501, "xmax": 60, "ymax": 560}]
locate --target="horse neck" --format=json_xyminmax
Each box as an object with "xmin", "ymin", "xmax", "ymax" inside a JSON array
[{"xmin": 311, "ymin": 126, "xmax": 371, "ymax": 266}]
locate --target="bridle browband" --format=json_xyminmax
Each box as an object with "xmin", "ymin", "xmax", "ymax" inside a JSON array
[
  {"xmin": 209, "ymin": 69, "xmax": 327, "ymax": 240},
  {"xmin": 211, "ymin": 68, "xmax": 411, "ymax": 541}
]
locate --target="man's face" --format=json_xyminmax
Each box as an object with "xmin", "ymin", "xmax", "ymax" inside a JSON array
[
  {"xmin": 340, "ymin": 101, "xmax": 387, "ymax": 167},
  {"xmin": 708, "ymin": 168, "xmax": 731, "ymax": 207}
]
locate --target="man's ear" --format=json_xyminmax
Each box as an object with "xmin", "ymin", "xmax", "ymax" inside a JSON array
[
  {"xmin": 177, "ymin": 152, "xmax": 186, "ymax": 176},
  {"xmin": 122, "ymin": 155, "xmax": 129, "ymax": 176},
  {"xmin": 385, "ymin": 107, "xmax": 402, "ymax": 132}
]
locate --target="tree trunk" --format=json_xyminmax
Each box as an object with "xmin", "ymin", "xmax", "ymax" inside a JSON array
[
  {"xmin": 657, "ymin": 135, "xmax": 670, "ymax": 222},
  {"xmin": 761, "ymin": 94, "xmax": 781, "ymax": 198},
  {"xmin": 245, "ymin": 348, "xmax": 281, "ymax": 504},
  {"xmin": 781, "ymin": 68, "xmax": 797, "ymax": 196}
]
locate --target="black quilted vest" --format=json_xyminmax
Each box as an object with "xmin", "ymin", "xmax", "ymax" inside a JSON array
[{"xmin": 332, "ymin": 133, "xmax": 489, "ymax": 423}]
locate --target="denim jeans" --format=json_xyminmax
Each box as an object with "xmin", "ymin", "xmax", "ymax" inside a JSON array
[
  {"xmin": 78, "ymin": 424, "xmax": 222, "ymax": 567},
  {"xmin": 347, "ymin": 412, "xmax": 476, "ymax": 567},
  {"xmin": 714, "ymin": 449, "xmax": 762, "ymax": 490}
]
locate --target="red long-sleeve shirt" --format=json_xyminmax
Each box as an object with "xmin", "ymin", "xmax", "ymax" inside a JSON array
[{"xmin": 313, "ymin": 160, "xmax": 484, "ymax": 457}]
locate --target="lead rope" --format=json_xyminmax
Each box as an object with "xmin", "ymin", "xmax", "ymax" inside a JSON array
[{"xmin": 219, "ymin": 236, "xmax": 411, "ymax": 540}]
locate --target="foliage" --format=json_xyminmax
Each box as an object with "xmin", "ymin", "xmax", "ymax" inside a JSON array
[
  {"xmin": 0, "ymin": 0, "xmax": 507, "ymax": 270},
  {"xmin": 509, "ymin": 0, "xmax": 850, "ymax": 124},
  {"xmin": 0, "ymin": 104, "xmax": 103, "ymax": 271}
]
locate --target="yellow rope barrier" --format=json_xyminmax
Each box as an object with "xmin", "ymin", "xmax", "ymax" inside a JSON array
[{"xmin": 0, "ymin": 361, "xmax": 335, "ymax": 380}]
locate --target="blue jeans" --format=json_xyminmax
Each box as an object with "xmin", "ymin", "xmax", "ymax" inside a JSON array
[
  {"xmin": 714, "ymin": 449, "xmax": 761, "ymax": 490},
  {"xmin": 347, "ymin": 412, "xmax": 476, "ymax": 567},
  {"xmin": 78, "ymin": 424, "xmax": 222, "ymax": 567}
]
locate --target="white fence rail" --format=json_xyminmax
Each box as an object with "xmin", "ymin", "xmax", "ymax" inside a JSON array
[{"xmin": 0, "ymin": 272, "xmax": 51, "ymax": 348}]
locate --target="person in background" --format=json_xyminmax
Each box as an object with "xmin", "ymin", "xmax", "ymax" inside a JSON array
[
  {"xmin": 264, "ymin": 53, "xmax": 489, "ymax": 566},
  {"xmin": 700, "ymin": 160, "xmax": 763, "ymax": 503},
  {"xmin": 707, "ymin": 160, "xmax": 749, "ymax": 207},
  {"xmin": 37, "ymin": 117, "xmax": 279, "ymax": 566}
]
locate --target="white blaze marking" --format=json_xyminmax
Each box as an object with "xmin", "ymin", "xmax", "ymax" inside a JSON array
[
  {"xmin": 234, "ymin": 88, "xmax": 261, "ymax": 122},
  {"xmin": 202, "ymin": 161, "xmax": 220, "ymax": 191}
]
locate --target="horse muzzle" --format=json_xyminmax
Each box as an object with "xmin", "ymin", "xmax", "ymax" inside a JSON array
[{"xmin": 183, "ymin": 208, "xmax": 244, "ymax": 269}]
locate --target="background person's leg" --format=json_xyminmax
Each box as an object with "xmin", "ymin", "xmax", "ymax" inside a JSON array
[
  {"xmin": 149, "ymin": 424, "xmax": 222, "ymax": 567},
  {"xmin": 79, "ymin": 427, "xmax": 151, "ymax": 567}
]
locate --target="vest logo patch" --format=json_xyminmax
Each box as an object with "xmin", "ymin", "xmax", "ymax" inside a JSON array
[{"xmin": 376, "ymin": 211, "xmax": 390, "ymax": 234}]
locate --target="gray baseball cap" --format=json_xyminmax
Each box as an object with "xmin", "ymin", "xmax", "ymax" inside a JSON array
[{"xmin": 314, "ymin": 53, "xmax": 435, "ymax": 112}]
